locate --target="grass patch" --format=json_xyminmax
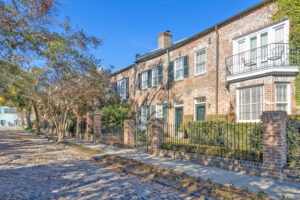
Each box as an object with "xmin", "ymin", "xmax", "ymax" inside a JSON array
[{"xmin": 61, "ymin": 141, "xmax": 102, "ymax": 155}]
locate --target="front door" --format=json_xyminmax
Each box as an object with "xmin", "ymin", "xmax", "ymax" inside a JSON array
[
  {"xmin": 175, "ymin": 107, "xmax": 183, "ymax": 135},
  {"xmin": 196, "ymin": 105, "xmax": 206, "ymax": 121}
]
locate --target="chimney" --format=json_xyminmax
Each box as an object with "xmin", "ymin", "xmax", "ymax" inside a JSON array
[{"xmin": 158, "ymin": 30, "xmax": 172, "ymax": 49}]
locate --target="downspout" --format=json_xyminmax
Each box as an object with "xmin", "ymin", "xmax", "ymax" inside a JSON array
[
  {"xmin": 166, "ymin": 49, "xmax": 170, "ymax": 122},
  {"xmin": 215, "ymin": 25, "xmax": 219, "ymax": 115}
]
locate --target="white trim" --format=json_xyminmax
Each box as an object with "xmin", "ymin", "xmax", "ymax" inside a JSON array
[
  {"xmin": 194, "ymin": 48, "xmax": 206, "ymax": 76},
  {"xmin": 226, "ymin": 66, "xmax": 299, "ymax": 83}
]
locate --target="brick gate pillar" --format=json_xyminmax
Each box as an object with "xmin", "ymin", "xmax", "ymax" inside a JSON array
[
  {"xmin": 151, "ymin": 118, "xmax": 164, "ymax": 154},
  {"xmin": 262, "ymin": 111, "xmax": 287, "ymax": 178},
  {"xmin": 124, "ymin": 120, "xmax": 135, "ymax": 148},
  {"xmin": 93, "ymin": 110, "xmax": 102, "ymax": 139},
  {"xmin": 86, "ymin": 112, "xmax": 94, "ymax": 134}
]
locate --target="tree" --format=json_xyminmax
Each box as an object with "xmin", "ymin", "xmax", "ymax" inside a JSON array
[{"xmin": 272, "ymin": 0, "xmax": 300, "ymax": 105}]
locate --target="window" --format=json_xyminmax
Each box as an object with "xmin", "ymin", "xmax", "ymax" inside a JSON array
[
  {"xmin": 3, "ymin": 108, "xmax": 9, "ymax": 114},
  {"xmin": 238, "ymin": 85, "xmax": 263, "ymax": 121},
  {"xmin": 152, "ymin": 67, "xmax": 159, "ymax": 86},
  {"xmin": 260, "ymin": 33, "xmax": 268, "ymax": 65},
  {"xmin": 156, "ymin": 105, "xmax": 163, "ymax": 118},
  {"xmin": 141, "ymin": 106, "xmax": 148, "ymax": 124},
  {"xmin": 174, "ymin": 58, "xmax": 184, "ymax": 81},
  {"xmin": 275, "ymin": 26, "xmax": 284, "ymax": 43},
  {"xmin": 276, "ymin": 83, "xmax": 289, "ymax": 113},
  {"xmin": 194, "ymin": 49, "xmax": 206, "ymax": 75},
  {"xmin": 141, "ymin": 71, "xmax": 148, "ymax": 89},
  {"xmin": 250, "ymin": 36, "xmax": 257, "ymax": 64},
  {"xmin": 117, "ymin": 79, "xmax": 127, "ymax": 100}
]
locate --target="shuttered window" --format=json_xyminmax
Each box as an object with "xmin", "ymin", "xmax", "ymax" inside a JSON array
[
  {"xmin": 238, "ymin": 85, "xmax": 263, "ymax": 121},
  {"xmin": 174, "ymin": 58, "xmax": 184, "ymax": 81},
  {"xmin": 141, "ymin": 106, "xmax": 148, "ymax": 124},
  {"xmin": 276, "ymin": 84, "xmax": 289, "ymax": 112},
  {"xmin": 152, "ymin": 67, "xmax": 159, "ymax": 86},
  {"xmin": 195, "ymin": 49, "xmax": 206, "ymax": 75},
  {"xmin": 117, "ymin": 78, "xmax": 128, "ymax": 100},
  {"xmin": 141, "ymin": 71, "xmax": 148, "ymax": 89},
  {"xmin": 156, "ymin": 105, "xmax": 163, "ymax": 119}
]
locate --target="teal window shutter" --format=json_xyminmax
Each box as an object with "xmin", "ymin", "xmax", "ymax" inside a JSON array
[
  {"xmin": 125, "ymin": 77, "xmax": 129, "ymax": 98},
  {"xmin": 151, "ymin": 105, "xmax": 156, "ymax": 119},
  {"xmin": 168, "ymin": 61, "xmax": 174, "ymax": 81},
  {"xmin": 163, "ymin": 103, "xmax": 167, "ymax": 123},
  {"xmin": 148, "ymin": 69, "xmax": 152, "ymax": 88},
  {"xmin": 158, "ymin": 65, "xmax": 163, "ymax": 85},
  {"xmin": 184, "ymin": 55, "xmax": 189, "ymax": 77},
  {"xmin": 138, "ymin": 73, "xmax": 141, "ymax": 90},
  {"xmin": 146, "ymin": 106, "xmax": 150, "ymax": 121}
]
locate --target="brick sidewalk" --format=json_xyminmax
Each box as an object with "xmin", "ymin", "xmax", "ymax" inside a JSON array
[{"xmin": 63, "ymin": 136, "xmax": 300, "ymax": 200}]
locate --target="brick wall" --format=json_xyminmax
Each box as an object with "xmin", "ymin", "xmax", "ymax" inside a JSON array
[{"xmin": 110, "ymin": 2, "xmax": 298, "ymax": 123}]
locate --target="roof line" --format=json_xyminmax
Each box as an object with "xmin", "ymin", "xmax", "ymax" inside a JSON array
[{"xmin": 112, "ymin": 0, "xmax": 270, "ymax": 76}]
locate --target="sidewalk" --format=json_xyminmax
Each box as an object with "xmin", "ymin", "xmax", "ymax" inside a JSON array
[{"xmin": 62, "ymin": 136, "xmax": 300, "ymax": 200}]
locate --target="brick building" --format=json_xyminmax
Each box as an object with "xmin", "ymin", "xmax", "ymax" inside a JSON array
[{"xmin": 110, "ymin": 0, "xmax": 299, "ymax": 128}]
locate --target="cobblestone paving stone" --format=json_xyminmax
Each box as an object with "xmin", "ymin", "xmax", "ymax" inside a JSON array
[{"xmin": 0, "ymin": 128, "xmax": 194, "ymax": 200}]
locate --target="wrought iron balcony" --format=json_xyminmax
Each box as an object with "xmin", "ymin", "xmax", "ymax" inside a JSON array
[{"xmin": 225, "ymin": 43, "xmax": 299, "ymax": 82}]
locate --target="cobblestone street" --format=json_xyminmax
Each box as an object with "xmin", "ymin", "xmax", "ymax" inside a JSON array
[{"xmin": 0, "ymin": 128, "xmax": 192, "ymax": 200}]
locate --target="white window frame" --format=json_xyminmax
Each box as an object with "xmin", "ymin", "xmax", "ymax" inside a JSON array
[
  {"xmin": 141, "ymin": 71, "xmax": 148, "ymax": 90},
  {"xmin": 174, "ymin": 58, "xmax": 184, "ymax": 81},
  {"xmin": 117, "ymin": 79, "xmax": 127, "ymax": 100},
  {"xmin": 156, "ymin": 104, "xmax": 163, "ymax": 119},
  {"xmin": 275, "ymin": 83, "xmax": 291, "ymax": 114},
  {"xmin": 194, "ymin": 48, "xmax": 206, "ymax": 76},
  {"xmin": 236, "ymin": 85, "xmax": 264, "ymax": 122},
  {"xmin": 152, "ymin": 67, "xmax": 159, "ymax": 87}
]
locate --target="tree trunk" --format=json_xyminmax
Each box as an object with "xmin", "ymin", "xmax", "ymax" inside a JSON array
[
  {"xmin": 33, "ymin": 103, "xmax": 40, "ymax": 132},
  {"xmin": 76, "ymin": 115, "xmax": 82, "ymax": 138},
  {"xmin": 26, "ymin": 111, "xmax": 32, "ymax": 129}
]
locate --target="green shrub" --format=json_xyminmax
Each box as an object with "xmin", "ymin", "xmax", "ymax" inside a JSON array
[
  {"xmin": 101, "ymin": 104, "xmax": 133, "ymax": 127},
  {"xmin": 286, "ymin": 121, "xmax": 300, "ymax": 170}
]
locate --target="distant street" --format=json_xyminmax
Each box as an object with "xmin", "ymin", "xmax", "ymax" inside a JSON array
[{"xmin": 0, "ymin": 128, "xmax": 192, "ymax": 200}]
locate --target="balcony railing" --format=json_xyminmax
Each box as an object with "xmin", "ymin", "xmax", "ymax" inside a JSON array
[{"xmin": 226, "ymin": 43, "xmax": 299, "ymax": 77}]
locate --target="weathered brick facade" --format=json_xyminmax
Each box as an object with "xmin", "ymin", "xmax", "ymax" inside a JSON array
[{"xmin": 111, "ymin": 1, "xmax": 299, "ymax": 123}]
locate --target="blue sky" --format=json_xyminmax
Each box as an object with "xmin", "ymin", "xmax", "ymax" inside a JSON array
[{"xmin": 59, "ymin": 0, "xmax": 262, "ymax": 72}]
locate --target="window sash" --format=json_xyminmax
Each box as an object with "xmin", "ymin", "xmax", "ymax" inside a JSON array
[
  {"xmin": 141, "ymin": 106, "xmax": 148, "ymax": 124},
  {"xmin": 275, "ymin": 84, "xmax": 288, "ymax": 112},
  {"xmin": 156, "ymin": 105, "xmax": 163, "ymax": 118},
  {"xmin": 141, "ymin": 71, "xmax": 148, "ymax": 89},
  {"xmin": 174, "ymin": 58, "xmax": 184, "ymax": 80},
  {"xmin": 275, "ymin": 27, "xmax": 284, "ymax": 43},
  {"xmin": 117, "ymin": 79, "xmax": 126, "ymax": 99},
  {"xmin": 239, "ymin": 86, "xmax": 263, "ymax": 121},
  {"xmin": 152, "ymin": 67, "xmax": 159, "ymax": 86},
  {"xmin": 195, "ymin": 49, "xmax": 206, "ymax": 75}
]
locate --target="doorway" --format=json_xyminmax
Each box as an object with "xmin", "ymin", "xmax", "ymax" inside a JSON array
[{"xmin": 175, "ymin": 107, "xmax": 183, "ymax": 135}]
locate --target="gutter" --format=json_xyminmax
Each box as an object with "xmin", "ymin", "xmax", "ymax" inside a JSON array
[{"xmin": 166, "ymin": 49, "xmax": 170, "ymax": 122}]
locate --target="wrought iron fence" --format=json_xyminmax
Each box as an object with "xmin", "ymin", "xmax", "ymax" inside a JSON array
[
  {"xmin": 286, "ymin": 121, "xmax": 300, "ymax": 170},
  {"xmin": 225, "ymin": 43, "xmax": 299, "ymax": 76},
  {"xmin": 135, "ymin": 123, "xmax": 152, "ymax": 152},
  {"xmin": 99, "ymin": 125, "xmax": 124, "ymax": 145},
  {"xmin": 162, "ymin": 122, "xmax": 263, "ymax": 162}
]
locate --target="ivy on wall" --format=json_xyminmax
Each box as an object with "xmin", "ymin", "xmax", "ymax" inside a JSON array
[{"xmin": 272, "ymin": 0, "xmax": 300, "ymax": 105}]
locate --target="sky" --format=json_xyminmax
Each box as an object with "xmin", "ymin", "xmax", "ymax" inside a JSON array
[{"xmin": 58, "ymin": 0, "xmax": 262, "ymax": 72}]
